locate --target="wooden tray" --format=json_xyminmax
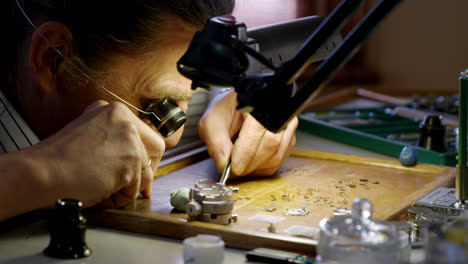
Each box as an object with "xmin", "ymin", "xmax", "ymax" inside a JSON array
[{"xmin": 86, "ymin": 149, "xmax": 455, "ymax": 253}]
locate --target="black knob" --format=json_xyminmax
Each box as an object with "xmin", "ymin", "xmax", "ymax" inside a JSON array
[
  {"xmin": 43, "ymin": 199, "xmax": 91, "ymax": 259},
  {"xmin": 417, "ymin": 115, "xmax": 448, "ymax": 152}
]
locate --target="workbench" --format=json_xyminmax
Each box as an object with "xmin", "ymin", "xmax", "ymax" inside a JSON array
[{"xmin": 0, "ymin": 131, "xmax": 426, "ymax": 263}]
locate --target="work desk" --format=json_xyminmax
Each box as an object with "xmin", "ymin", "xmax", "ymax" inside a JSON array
[{"xmin": 0, "ymin": 131, "xmax": 397, "ymax": 264}]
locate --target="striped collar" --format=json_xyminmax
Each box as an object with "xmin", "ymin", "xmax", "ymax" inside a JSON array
[{"xmin": 0, "ymin": 91, "xmax": 39, "ymax": 153}]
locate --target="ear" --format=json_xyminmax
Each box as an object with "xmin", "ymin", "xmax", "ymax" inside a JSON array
[{"xmin": 29, "ymin": 21, "xmax": 73, "ymax": 94}]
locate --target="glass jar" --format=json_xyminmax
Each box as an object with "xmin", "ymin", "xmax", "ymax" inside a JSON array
[{"xmin": 317, "ymin": 198, "xmax": 400, "ymax": 264}]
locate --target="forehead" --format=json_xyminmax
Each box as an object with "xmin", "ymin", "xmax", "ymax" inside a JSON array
[
  {"xmin": 140, "ymin": 17, "xmax": 197, "ymax": 80},
  {"xmin": 98, "ymin": 16, "xmax": 198, "ymax": 101},
  {"xmin": 133, "ymin": 16, "xmax": 198, "ymax": 69},
  {"xmin": 153, "ymin": 15, "xmax": 200, "ymax": 47}
]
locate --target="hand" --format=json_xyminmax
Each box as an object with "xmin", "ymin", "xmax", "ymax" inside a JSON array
[
  {"xmin": 198, "ymin": 90, "xmax": 298, "ymax": 177},
  {"xmin": 31, "ymin": 100, "xmax": 165, "ymax": 208}
]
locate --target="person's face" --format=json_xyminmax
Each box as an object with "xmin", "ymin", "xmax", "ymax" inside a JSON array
[{"xmin": 85, "ymin": 18, "xmax": 198, "ymax": 147}]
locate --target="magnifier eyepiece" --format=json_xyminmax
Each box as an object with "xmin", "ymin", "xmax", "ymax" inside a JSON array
[{"xmin": 143, "ymin": 99, "xmax": 187, "ymax": 138}]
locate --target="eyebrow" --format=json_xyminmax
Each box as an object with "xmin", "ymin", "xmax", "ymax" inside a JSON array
[{"xmin": 155, "ymin": 84, "xmax": 193, "ymax": 101}]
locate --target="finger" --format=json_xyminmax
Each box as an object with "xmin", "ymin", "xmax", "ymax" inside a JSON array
[
  {"xmin": 115, "ymin": 169, "xmax": 141, "ymax": 206},
  {"xmin": 113, "ymin": 136, "xmax": 146, "ymax": 206},
  {"xmin": 164, "ymin": 125, "xmax": 185, "ymax": 148},
  {"xmin": 198, "ymin": 93, "xmax": 241, "ymax": 173},
  {"xmin": 249, "ymin": 167, "xmax": 278, "ymax": 176},
  {"xmin": 105, "ymin": 102, "xmax": 165, "ymax": 164},
  {"xmin": 233, "ymin": 113, "xmax": 285, "ymax": 175},
  {"xmin": 141, "ymin": 117, "xmax": 182, "ymax": 151},
  {"xmin": 243, "ymin": 128, "xmax": 284, "ymax": 175},
  {"xmin": 250, "ymin": 117, "xmax": 298, "ymax": 176},
  {"xmin": 200, "ymin": 119, "xmax": 233, "ymax": 173},
  {"xmin": 98, "ymin": 197, "xmax": 114, "ymax": 208},
  {"xmin": 133, "ymin": 127, "xmax": 154, "ymax": 198},
  {"xmin": 230, "ymin": 114, "xmax": 266, "ymax": 176},
  {"xmin": 140, "ymin": 147, "xmax": 158, "ymax": 197},
  {"xmin": 137, "ymin": 118, "xmax": 163, "ymax": 198},
  {"xmin": 109, "ymin": 190, "xmax": 138, "ymax": 208},
  {"xmin": 141, "ymin": 179, "xmax": 153, "ymax": 198},
  {"xmin": 134, "ymin": 118, "xmax": 166, "ymax": 163},
  {"xmin": 263, "ymin": 117, "xmax": 297, "ymax": 170},
  {"xmin": 117, "ymin": 106, "xmax": 165, "ymax": 176},
  {"xmin": 98, "ymin": 138, "xmax": 153, "ymax": 206},
  {"xmin": 139, "ymin": 155, "xmax": 154, "ymax": 198},
  {"xmin": 269, "ymin": 117, "xmax": 297, "ymax": 166},
  {"xmin": 252, "ymin": 131, "xmax": 296, "ymax": 176},
  {"xmin": 107, "ymin": 103, "xmax": 164, "ymax": 201},
  {"xmin": 99, "ymin": 179, "xmax": 141, "ymax": 208}
]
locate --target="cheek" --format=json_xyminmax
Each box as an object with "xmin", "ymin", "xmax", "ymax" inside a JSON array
[{"xmin": 59, "ymin": 73, "xmax": 102, "ymax": 113}]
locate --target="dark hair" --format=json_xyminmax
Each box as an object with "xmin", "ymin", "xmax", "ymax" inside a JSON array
[{"xmin": 4, "ymin": 0, "xmax": 234, "ymax": 87}]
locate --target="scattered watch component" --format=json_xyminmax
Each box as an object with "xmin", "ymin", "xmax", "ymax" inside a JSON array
[
  {"xmin": 264, "ymin": 203, "xmax": 278, "ymax": 212},
  {"xmin": 333, "ymin": 207, "xmax": 352, "ymax": 216},
  {"xmin": 186, "ymin": 180, "xmax": 238, "ymax": 225},
  {"xmin": 407, "ymin": 206, "xmax": 434, "ymax": 223},
  {"xmin": 43, "ymin": 199, "xmax": 91, "ymax": 259},
  {"xmin": 284, "ymin": 207, "xmax": 310, "ymax": 216}
]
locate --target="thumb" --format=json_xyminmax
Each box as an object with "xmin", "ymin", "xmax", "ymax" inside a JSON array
[
  {"xmin": 199, "ymin": 115, "xmax": 233, "ymax": 173},
  {"xmin": 198, "ymin": 91, "xmax": 240, "ymax": 173}
]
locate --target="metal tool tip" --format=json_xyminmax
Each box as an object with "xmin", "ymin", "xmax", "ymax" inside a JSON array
[{"xmin": 220, "ymin": 159, "xmax": 232, "ymax": 185}]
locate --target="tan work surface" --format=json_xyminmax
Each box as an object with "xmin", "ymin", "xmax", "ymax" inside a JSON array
[{"xmin": 86, "ymin": 149, "xmax": 455, "ymax": 253}]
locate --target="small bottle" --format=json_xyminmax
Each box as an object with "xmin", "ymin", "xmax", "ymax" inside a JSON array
[{"xmin": 43, "ymin": 199, "xmax": 91, "ymax": 259}]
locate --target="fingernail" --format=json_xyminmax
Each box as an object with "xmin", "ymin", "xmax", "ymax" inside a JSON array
[
  {"xmin": 143, "ymin": 182, "xmax": 153, "ymax": 197},
  {"xmin": 232, "ymin": 160, "xmax": 246, "ymax": 176},
  {"xmin": 213, "ymin": 151, "xmax": 227, "ymax": 171},
  {"xmin": 142, "ymin": 188, "xmax": 152, "ymax": 198}
]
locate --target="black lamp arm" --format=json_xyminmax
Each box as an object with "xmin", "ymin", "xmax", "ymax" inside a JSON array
[
  {"xmin": 177, "ymin": 0, "xmax": 405, "ymax": 132},
  {"xmin": 242, "ymin": 0, "xmax": 404, "ymax": 132}
]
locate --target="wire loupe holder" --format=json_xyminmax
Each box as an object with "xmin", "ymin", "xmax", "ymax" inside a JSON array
[{"xmin": 178, "ymin": 0, "xmax": 404, "ymax": 132}]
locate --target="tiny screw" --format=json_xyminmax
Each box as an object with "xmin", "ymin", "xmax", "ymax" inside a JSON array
[{"xmin": 231, "ymin": 214, "xmax": 238, "ymax": 223}]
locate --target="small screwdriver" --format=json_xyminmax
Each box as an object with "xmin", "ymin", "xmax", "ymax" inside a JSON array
[{"xmin": 219, "ymin": 158, "xmax": 232, "ymax": 185}]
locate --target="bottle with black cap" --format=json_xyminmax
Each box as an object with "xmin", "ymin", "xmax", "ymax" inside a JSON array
[
  {"xmin": 417, "ymin": 114, "xmax": 448, "ymax": 152},
  {"xmin": 43, "ymin": 199, "xmax": 91, "ymax": 259}
]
